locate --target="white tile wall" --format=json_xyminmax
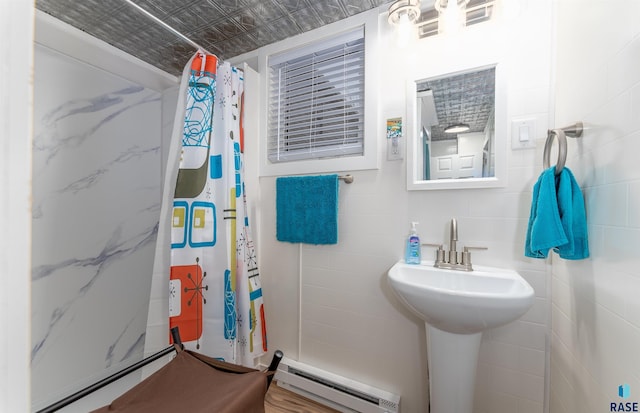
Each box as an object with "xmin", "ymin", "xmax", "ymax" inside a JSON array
[
  {"xmin": 551, "ymin": 0, "xmax": 640, "ymax": 411},
  {"xmin": 251, "ymin": 1, "xmax": 554, "ymax": 412}
]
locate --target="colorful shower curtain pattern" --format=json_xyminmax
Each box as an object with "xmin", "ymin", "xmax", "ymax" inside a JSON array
[{"xmin": 168, "ymin": 52, "xmax": 267, "ymax": 366}]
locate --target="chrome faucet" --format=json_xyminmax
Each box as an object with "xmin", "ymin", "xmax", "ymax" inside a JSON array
[
  {"xmin": 449, "ymin": 218, "xmax": 458, "ymax": 265},
  {"xmin": 423, "ymin": 218, "xmax": 487, "ymax": 272}
]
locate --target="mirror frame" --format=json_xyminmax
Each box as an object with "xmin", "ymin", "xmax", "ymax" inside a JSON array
[{"xmin": 406, "ymin": 62, "xmax": 507, "ymax": 190}]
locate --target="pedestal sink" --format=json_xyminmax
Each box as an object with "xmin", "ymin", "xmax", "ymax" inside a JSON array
[{"xmin": 387, "ymin": 260, "xmax": 534, "ymax": 413}]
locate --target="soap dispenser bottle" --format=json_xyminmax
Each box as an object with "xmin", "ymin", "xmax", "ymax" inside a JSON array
[{"xmin": 405, "ymin": 222, "xmax": 421, "ymax": 265}]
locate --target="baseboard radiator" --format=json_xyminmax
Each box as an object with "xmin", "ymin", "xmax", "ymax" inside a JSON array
[{"xmin": 275, "ymin": 357, "xmax": 400, "ymax": 413}]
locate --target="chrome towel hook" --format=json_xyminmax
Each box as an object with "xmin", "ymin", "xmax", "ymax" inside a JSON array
[{"xmin": 543, "ymin": 121, "xmax": 583, "ymax": 175}]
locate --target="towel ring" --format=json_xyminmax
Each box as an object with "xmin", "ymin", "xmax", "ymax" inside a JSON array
[
  {"xmin": 543, "ymin": 129, "xmax": 567, "ymax": 175},
  {"xmin": 542, "ymin": 121, "xmax": 583, "ymax": 175}
]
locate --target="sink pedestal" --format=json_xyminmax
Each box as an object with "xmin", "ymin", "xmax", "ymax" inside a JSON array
[
  {"xmin": 426, "ymin": 326, "xmax": 482, "ymax": 413},
  {"xmin": 387, "ymin": 260, "xmax": 535, "ymax": 413}
]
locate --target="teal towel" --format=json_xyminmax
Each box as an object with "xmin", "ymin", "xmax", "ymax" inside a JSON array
[
  {"xmin": 525, "ymin": 167, "xmax": 589, "ymax": 260},
  {"xmin": 276, "ymin": 174, "xmax": 339, "ymax": 245}
]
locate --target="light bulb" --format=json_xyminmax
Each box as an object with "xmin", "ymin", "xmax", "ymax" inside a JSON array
[
  {"xmin": 397, "ymin": 13, "xmax": 412, "ymax": 47},
  {"xmin": 440, "ymin": 0, "xmax": 464, "ymax": 34}
]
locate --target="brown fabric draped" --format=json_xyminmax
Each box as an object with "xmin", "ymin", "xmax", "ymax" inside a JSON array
[{"xmin": 92, "ymin": 350, "xmax": 268, "ymax": 413}]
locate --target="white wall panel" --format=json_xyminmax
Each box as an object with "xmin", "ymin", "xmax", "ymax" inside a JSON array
[{"xmin": 31, "ymin": 43, "xmax": 161, "ymax": 410}]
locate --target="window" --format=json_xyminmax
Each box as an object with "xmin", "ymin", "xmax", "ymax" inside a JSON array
[{"xmin": 267, "ymin": 28, "xmax": 365, "ymax": 163}]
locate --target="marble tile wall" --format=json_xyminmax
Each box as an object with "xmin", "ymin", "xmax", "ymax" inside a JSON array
[{"xmin": 31, "ymin": 44, "xmax": 162, "ymax": 409}]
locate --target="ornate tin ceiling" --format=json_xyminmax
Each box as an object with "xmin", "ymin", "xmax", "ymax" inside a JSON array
[
  {"xmin": 35, "ymin": 0, "xmax": 387, "ymax": 76},
  {"xmin": 36, "ymin": 0, "xmax": 495, "ymax": 137}
]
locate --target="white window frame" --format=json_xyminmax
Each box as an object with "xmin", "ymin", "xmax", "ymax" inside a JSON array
[
  {"xmin": 257, "ymin": 12, "xmax": 379, "ymax": 177},
  {"xmin": 267, "ymin": 28, "xmax": 365, "ymax": 164}
]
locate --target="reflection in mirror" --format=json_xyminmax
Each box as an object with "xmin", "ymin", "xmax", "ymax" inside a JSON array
[
  {"xmin": 406, "ymin": 62, "xmax": 506, "ymax": 191},
  {"xmin": 416, "ymin": 66, "xmax": 495, "ymax": 180}
]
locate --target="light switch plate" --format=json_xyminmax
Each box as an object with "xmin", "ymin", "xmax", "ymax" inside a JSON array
[{"xmin": 511, "ymin": 118, "xmax": 537, "ymax": 150}]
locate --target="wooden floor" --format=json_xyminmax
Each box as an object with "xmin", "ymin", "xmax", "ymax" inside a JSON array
[{"xmin": 265, "ymin": 381, "xmax": 340, "ymax": 413}]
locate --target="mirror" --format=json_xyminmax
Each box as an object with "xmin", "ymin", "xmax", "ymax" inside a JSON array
[{"xmin": 406, "ymin": 63, "xmax": 507, "ymax": 190}]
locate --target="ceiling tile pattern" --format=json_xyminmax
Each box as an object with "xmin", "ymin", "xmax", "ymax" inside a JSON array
[{"xmin": 36, "ymin": 0, "xmax": 387, "ymax": 76}]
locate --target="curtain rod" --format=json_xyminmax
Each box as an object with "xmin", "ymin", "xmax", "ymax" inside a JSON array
[{"xmin": 122, "ymin": 0, "xmax": 216, "ymax": 57}]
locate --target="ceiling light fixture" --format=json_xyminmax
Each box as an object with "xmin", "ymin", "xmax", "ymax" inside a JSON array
[
  {"xmin": 435, "ymin": 0, "xmax": 470, "ymax": 34},
  {"xmin": 444, "ymin": 123, "xmax": 471, "ymax": 134},
  {"xmin": 388, "ymin": 0, "xmax": 421, "ymax": 25},
  {"xmin": 388, "ymin": 0, "xmax": 421, "ymax": 45}
]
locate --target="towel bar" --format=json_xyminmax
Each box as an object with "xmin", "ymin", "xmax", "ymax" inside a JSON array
[{"xmin": 543, "ymin": 121, "xmax": 583, "ymax": 175}]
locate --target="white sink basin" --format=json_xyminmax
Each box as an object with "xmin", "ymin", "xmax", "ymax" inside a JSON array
[{"xmin": 388, "ymin": 260, "xmax": 534, "ymax": 334}]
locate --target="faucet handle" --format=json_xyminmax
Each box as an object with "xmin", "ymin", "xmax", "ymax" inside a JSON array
[
  {"xmin": 463, "ymin": 246, "xmax": 488, "ymax": 251},
  {"xmin": 461, "ymin": 246, "xmax": 488, "ymax": 266},
  {"xmin": 422, "ymin": 243, "xmax": 445, "ymax": 263}
]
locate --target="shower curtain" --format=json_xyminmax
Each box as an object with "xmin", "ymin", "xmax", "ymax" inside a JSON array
[{"xmin": 166, "ymin": 52, "xmax": 266, "ymax": 366}]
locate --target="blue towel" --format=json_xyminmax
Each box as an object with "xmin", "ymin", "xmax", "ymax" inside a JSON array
[
  {"xmin": 276, "ymin": 174, "xmax": 339, "ymax": 245},
  {"xmin": 525, "ymin": 167, "xmax": 589, "ymax": 259}
]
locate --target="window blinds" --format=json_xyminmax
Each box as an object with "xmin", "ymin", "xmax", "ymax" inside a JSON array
[{"xmin": 268, "ymin": 29, "xmax": 365, "ymax": 163}]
